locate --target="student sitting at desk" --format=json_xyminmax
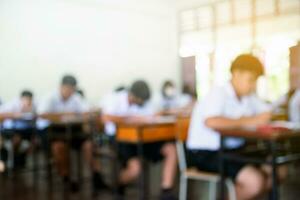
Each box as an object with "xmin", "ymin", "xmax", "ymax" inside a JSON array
[
  {"xmin": 38, "ymin": 75, "xmax": 106, "ymax": 193},
  {"xmin": 101, "ymin": 80, "xmax": 177, "ymax": 200},
  {"xmin": 289, "ymin": 89, "xmax": 300, "ymax": 122},
  {"xmin": 0, "ymin": 90, "xmax": 36, "ymax": 169},
  {"xmin": 156, "ymin": 80, "xmax": 195, "ymax": 116},
  {"xmin": 186, "ymin": 54, "xmax": 287, "ymax": 200}
]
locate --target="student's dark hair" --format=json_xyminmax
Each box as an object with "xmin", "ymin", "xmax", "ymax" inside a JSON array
[
  {"xmin": 76, "ymin": 89, "xmax": 84, "ymax": 98},
  {"xmin": 130, "ymin": 80, "xmax": 151, "ymax": 102},
  {"xmin": 115, "ymin": 85, "xmax": 126, "ymax": 92},
  {"xmin": 21, "ymin": 90, "xmax": 33, "ymax": 98},
  {"xmin": 61, "ymin": 75, "xmax": 77, "ymax": 87},
  {"xmin": 230, "ymin": 54, "xmax": 264, "ymax": 77},
  {"xmin": 182, "ymin": 84, "xmax": 197, "ymax": 98}
]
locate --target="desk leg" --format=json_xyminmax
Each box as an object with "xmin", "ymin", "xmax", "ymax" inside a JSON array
[
  {"xmin": 46, "ymin": 128, "xmax": 52, "ymax": 184},
  {"xmin": 270, "ymin": 141, "xmax": 279, "ymax": 200},
  {"xmin": 66, "ymin": 125, "xmax": 72, "ymax": 185},
  {"xmin": 219, "ymin": 135, "xmax": 226, "ymax": 200},
  {"xmin": 32, "ymin": 127, "xmax": 38, "ymax": 185},
  {"xmin": 137, "ymin": 128, "xmax": 146, "ymax": 200}
]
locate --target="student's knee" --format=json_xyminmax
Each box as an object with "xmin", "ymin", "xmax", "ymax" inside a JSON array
[
  {"xmin": 262, "ymin": 164, "xmax": 289, "ymax": 186},
  {"xmin": 12, "ymin": 134, "xmax": 22, "ymax": 145},
  {"xmin": 236, "ymin": 166, "xmax": 266, "ymax": 198},
  {"xmin": 161, "ymin": 143, "xmax": 177, "ymax": 160},
  {"xmin": 51, "ymin": 141, "xmax": 66, "ymax": 155},
  {"xmin": 127, "ymin": 158, "xmax": 141, "ymax": 178},
  {"xmin": 82, "ymin": 140, "xmax": 93, "ymax": 153},
  {"xmin": 278, "ymin": 165, "xmax": 288, "ymax": 183}
]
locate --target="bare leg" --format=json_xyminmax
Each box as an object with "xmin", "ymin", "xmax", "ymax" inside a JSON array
[
  {"xmin": 119, "ymin": 158, "xmax": 141, "ymax": 184},
  {"xmin": 51, "ymin": 141, "xmax": 69, "ymax": 177},
  {"xmin": 160, "ymin": 143, "xmax": 177, "ymax": 189},
  {"xmin": 261, "ymin": 164, "xmax": 288, "ymax": 191},
  {"xmin": 235, "ymin": 165, "xmax": 267, "ymax": 200},
  {"xmin": 82, "ymin": 140, "xmax": 101, "ymax": 172}
]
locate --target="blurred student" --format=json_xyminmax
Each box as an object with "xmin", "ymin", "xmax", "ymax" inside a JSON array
[
  {"xmin": 0, "ymin": 90, "xmax": 36, "ymax": 168},
  {"xmin": 272, "ymin": 88, "xmax": 298, "ymax": 121},
  {"xmin": 38, "ymin": 75, "xmax": 106, "ymax": 192},
  {"xmin": 157, "ymin": 80, "xmax": 194, "ymax": 115},
  {"xmin": 101, "ymin": 80, "xmax": 177, "ymax": 200},
  {"xmin": 289, "ymin": 89, "xmax": 300, "ymax": 122},
  {"xmin": 186, "ymin": 54, "xmax": 287, "ymax": 200}
]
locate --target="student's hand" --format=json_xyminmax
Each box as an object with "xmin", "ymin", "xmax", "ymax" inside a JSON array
[{"xmin": 12, "ymin": 112, "xmax": 23, "ymax": 119}]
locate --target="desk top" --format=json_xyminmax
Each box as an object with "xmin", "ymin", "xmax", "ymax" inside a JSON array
[
  {"xmin": 39, "ymin": 112, "xmax": 100, "ymax": 126},
  {"xmin": 216, "ymin": 125, "xmax": 300, "ymax": 141},
  {"xmin": 117, "ymin": 116, "xmax": 177, "ymax": 128}
]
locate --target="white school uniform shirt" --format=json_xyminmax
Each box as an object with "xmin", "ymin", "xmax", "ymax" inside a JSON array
[
  {"xmin": 186, "ymin": 82, "xmax": 271, "ymax": 151},
  {"xmin": 38, "ymin": 90, "xmax": 89, "ymax": 114},
  {"xmin": 0, "ymin": 98, "xmax": 35, "ymax": 113},
  {"xmin": 100, "ymin": 91, "xmax": 155, "ymax": 136},
  {"xmin": 37, "ymin": 91, "xmax": 89, "ymax": 129},
  {"xmin": 0, "ymin": 98, "xmax": 36, "ymax": 129},
  {"xmin": 289, "ymin": 89, "xmax": 300, "ymax": 122}
]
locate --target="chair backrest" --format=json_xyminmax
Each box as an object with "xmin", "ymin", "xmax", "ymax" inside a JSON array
[{"xmin": 175, "ymin": 116, "xmax": 191, "ymax": 172}]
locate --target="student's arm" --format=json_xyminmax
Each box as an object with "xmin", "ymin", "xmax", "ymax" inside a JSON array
[
  {"xmin": 101, "ymin": 114, "xmax": 152, "ymax": 124},
  {"xmin": 205, "ymin": 112, "xmax": 271, "ymax": 129},
  {"xmin": 0, "ymin": 112, "xmax": 24, "ymax": 120},
  {"xmin": 101, "ymin": 114, "xmax": 128, "ymax": 123},
  {"xmin": 0, "ymin": 101, "xmax": 24, "ymax": 119}
]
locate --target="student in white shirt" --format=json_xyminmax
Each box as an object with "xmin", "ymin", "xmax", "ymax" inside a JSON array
[
  {"xmin": 38, "ymin": 75, "xmax": 106, "ymax": 193},
  {"xmin": 101, "ymin": 80, "xmax": 177, "ymax": 200},
  {"xmin": 272, "ymin": 88, "xmax": 300, "ymax": 122},
  {"xmin": 187, "ymin": 54, "xmax": 287, "ymax": 200},
  {"xmin": 287, "ymin": 89, "xmax": 300, "ymax": 122},
  {"xmin": 156, "ymin": 80, "xmax": 194, "ymax": 115},
  {"xmin": 0, "ymin": 90, "xmax": 35, "ymax": 168}
]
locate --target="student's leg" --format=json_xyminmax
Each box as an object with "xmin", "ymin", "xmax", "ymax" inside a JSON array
[
  {"xmin": 12, "ymin": 134, "xmax": 22, "ymax": 150},
  {"xmin": 81, "ymin": 140, "xmax": 101, "ymax": 172},
  {"xmin": 51, "ymin": 141, "xmax": 69, "ymax": 177},
  {"xmin": 119, "ymin": 157, "xmax": 141, "ymax": 184},
  {"xmin": 160, "ymin": 142, "xmax": 177, "ymax": 189},
  {"xmin": 235, "ymin": 165, "xmax": 266, "ymax": 200},
  {"xmin": 261, "ymin": 164, "xmax": 288, "ymax": 191}
]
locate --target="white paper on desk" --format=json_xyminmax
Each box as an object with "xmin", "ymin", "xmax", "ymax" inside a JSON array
[
  {"xmin": 270, "ymin": 121, "xmax": 300, "ymax": 130},
  {"xmin": 36, "ymin": 119, "xmax": 50, "ymax": 130}
]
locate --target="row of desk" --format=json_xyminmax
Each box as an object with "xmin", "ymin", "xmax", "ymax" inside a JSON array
[{"xmin": 1, "ymin": 113, "xmax": 300, "ymax": 200}]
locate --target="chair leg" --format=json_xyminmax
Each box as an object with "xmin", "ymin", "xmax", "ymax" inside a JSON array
[
  {"xmin": 179, "ymin": 175, "xmax": 187, "ymax": 200},
  {"xmin": 226, "ymin": 179, "xmax": 236, "ymax": 200},
  {"xmin": 208, "ymin": 181, "xmax": 217, "ymax": 200}
]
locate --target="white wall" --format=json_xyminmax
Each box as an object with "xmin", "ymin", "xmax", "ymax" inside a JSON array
[{"xmin": 0, "ymin": 0, "xmax": 179, "ymax": 105}]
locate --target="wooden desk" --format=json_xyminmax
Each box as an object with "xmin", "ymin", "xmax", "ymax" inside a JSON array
[
  {"xmin": 116, "ymin": 116, "xmax": 176, "ymax": 143},
  {"xmin": 39, "ymin": 113, "xmax": 101, "ymax": 184},
  {"xmin": 115, "ymin": 116, "xmax": 186, "ymax": 200},
  {"xmin": 216, "ymin": 126, "xmax": 300, "ymax": 200},
  {"xmin": 175, "ymin": 114, "xmax": 191, "ymax": 141}
]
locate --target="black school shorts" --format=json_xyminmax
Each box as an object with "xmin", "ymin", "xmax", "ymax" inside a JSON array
[
  {"xmin": 48, "ymin": 125, "xmax": 90, "ymax": 149},
  {"xmin": 187, "ymin": 149, "xmax": 246, "ymax": 181},
  {"xmin": 118, "ymin": 141, "xmax": 174, "ymax": 166}
]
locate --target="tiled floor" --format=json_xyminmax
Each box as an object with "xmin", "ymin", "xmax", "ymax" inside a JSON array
[{"xmin": 0, "ymin": 154, "xmax": 299, "ymax": 200}]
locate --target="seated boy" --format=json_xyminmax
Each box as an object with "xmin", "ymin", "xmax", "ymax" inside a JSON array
[
  {"xmin": 101, "ymin": 80, "xmax": 177, "ymax": 200},
  {"xmin": 38, "ymin": 75, "xmax": 106, "ymax": 193},
  {"xmin": 0, "ymin": 90, "xmax": 36, "ymax": 168},
  {"xmin": 156, "ymin": 80, "xmax": 195, "ymax": 116},
  {"xmin": 186, "ymin": 54, "xmax": 287, "ymax": 200}
]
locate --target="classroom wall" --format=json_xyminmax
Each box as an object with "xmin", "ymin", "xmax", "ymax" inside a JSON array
[{"xmin": 0, "ymin": 0, "xmax": 179, "ymax": 106}]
